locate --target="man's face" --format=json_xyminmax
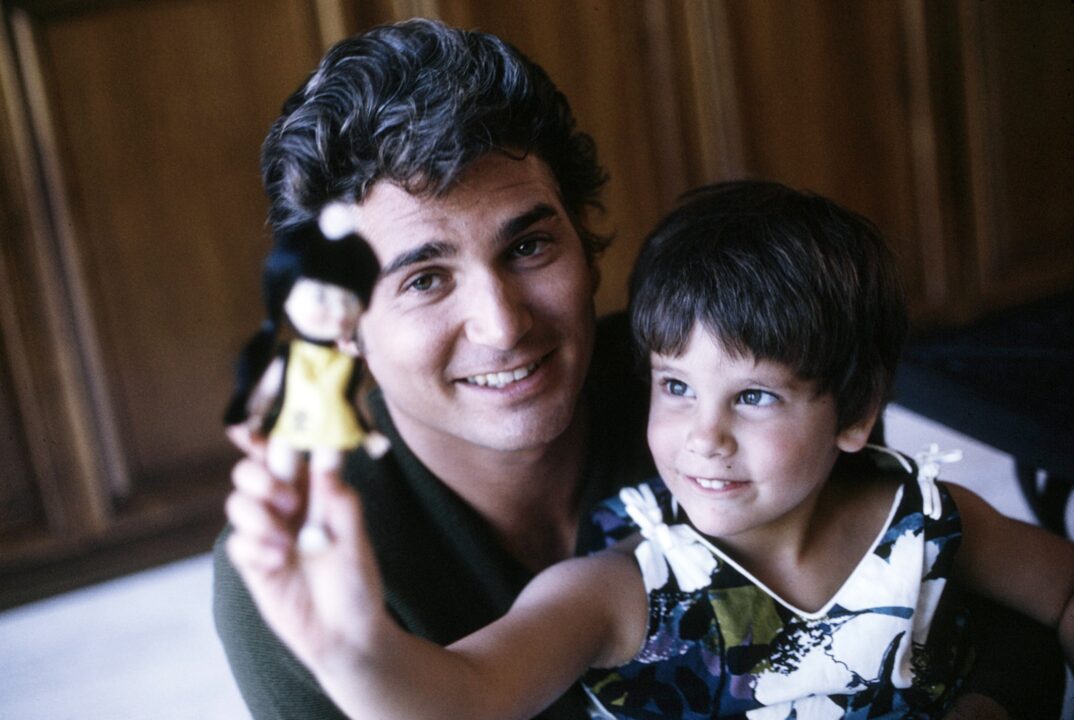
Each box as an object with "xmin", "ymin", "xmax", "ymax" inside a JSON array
[{"xmin": 353, "ymin": 153, "xmax": 597, "ymax": 458}]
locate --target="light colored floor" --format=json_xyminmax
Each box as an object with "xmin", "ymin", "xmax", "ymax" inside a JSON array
[
  {"xmin": 0, "ymin": 403, "xmax": 1070, "ymax": 719},
  {"xmin": 0, "ymin": 553, "xmax": 251, "ymax": 720}
]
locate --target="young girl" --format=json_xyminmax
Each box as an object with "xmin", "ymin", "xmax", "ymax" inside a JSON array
[{"xmin": 230, "ymin": 181, "xmax": 1074, "ymax": 719}]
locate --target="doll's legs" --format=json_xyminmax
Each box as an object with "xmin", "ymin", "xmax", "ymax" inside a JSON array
[
  {"xmin": 296, "ymin": 448, "xmax": 345, "ymax": 553},
  {"xmin": 266, "ymin": 437, "xmax": 302, "ymax": 483},
  {"xmin": 265, "ymin": 437, "xmax": 328, "ymax": 552}
]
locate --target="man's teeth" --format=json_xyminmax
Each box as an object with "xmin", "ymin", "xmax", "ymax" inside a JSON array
[
  {"xmin": 466, "ymin": 363, "xmax": 537, "ymax": 388},
  {"xmin": 695, "ymin": 477, "xmax": 732, "ymax": 490}
]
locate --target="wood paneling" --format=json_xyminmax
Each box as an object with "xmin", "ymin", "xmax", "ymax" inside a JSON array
[
  {"xmin": 30, "ymin": 0, "xmax": 323, "ymax": 481},
  {"xmin": 0, "ymin": 328, "xmax": 42, "ymax": 537},
  {"xmin": 959, "ymin": 0, "xmax": 1074, "ymax": 310},
  {"xmin": 0, "ymin": 0, "xmax": 340, "ymax": 598},
  {"xmin": 690, "ymin": 1, "xmax": 949, "ymax": 319},
  {"xmin": 0, "ymin": 0, "xmax": 1069, "ymax": 603}
]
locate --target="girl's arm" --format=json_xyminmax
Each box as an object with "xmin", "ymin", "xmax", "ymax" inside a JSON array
[
  {"xmin": 227, "ymin": 463, "xmax": 649, "ymax": 720},
  {"xmin": 946, "ymin": 483, "xmax": 1074, "ymax": 662}
]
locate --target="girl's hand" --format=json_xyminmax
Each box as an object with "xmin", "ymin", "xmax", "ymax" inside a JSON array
[{"xmin": 224, "ymin": 459, "xmax": 387, "ymax": 673}]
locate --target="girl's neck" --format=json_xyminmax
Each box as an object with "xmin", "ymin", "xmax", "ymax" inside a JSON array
[{"xmin": 707, "ymin": 470, "xmax": 898, "ymax": 613}]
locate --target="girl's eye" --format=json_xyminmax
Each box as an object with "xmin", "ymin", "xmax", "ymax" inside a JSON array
[
  {"xmin": 739, "ymin": 389, "xmax": 777, "ymax": 407},
  {"xmin": 660, "ymin": 378, "xmax": 694, "ymax": 398}
]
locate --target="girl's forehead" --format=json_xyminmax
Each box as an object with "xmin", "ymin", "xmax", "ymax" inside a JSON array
[{"xmin": 656, "ymin": 323, "xmax": 750, "ymax": 361}]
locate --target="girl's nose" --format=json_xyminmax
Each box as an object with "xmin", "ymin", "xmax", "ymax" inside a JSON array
[{"xmin": 685, "ymin": 410, "xmax": 736, "ymax": 459}]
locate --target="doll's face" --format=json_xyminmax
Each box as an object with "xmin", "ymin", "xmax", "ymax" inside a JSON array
[{"xmin": 283, "ymin": 278, "xmax": 363, "ymax": 342}]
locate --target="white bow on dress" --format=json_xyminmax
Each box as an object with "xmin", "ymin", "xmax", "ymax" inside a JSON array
[{"xmin": 619, "ymin": 483, "xmax": 718, "ymax": 592}]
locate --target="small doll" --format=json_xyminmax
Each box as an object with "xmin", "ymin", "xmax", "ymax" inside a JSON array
[{"xmin": 225, "ymin": 204, "xmax": 385, "ymax": 550}]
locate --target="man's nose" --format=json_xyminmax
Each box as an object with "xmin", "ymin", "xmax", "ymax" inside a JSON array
[{"xmin": 463, "ymin": 271, "xmax": 533, "ymax": 350}]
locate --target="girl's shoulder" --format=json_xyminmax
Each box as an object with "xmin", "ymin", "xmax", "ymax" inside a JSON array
[{"xmin": 584, "ymin": 476, "xmax": 674, "ymax": 552}]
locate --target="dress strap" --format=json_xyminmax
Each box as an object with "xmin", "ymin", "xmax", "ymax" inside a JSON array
[
  {"xmin": 620, "ymin": 483, "xmax": 718, "ymax": 592},
  {"xmin": 864, "ymin": 443, "xmax": 961, "ymax": 520},
  {"xmin": 913, "ymin": 443, "xmax": 963, "ymax": 520}
]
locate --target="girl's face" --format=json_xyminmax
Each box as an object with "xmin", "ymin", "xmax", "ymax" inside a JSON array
[
  {"xmin": 646, "ymin": 325, "xmax": 872, "ymax": 549},
  {"xmin": 283, "ymin": 278, "xmax": 363, "ymax": 342}
]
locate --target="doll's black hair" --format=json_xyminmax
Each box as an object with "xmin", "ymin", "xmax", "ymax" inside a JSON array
[{"xmin": 223, "ymin": 220, "xmax": 379, "ymax": 426}]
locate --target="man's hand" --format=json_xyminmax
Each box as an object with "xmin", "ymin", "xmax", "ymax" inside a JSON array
[
  {"xmin": 225, "ymin": 423, "xmax": 268, "ymax": 462},
  {"xmin": 224, "ymin": 458, "xmax": 387, "ymax": 672}
]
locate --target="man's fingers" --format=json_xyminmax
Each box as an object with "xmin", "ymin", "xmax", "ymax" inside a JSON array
[
  {"xmin": 227, "ymin": 530, "xmax": 290, "ymax": 574},
  {"xmin": 226, "ymin": 424, "xmax": 268, "ymax": 462},
  {"xmin": 226, "ymin": 487, "xmax": 297, "ymax": 548},
  {"xmin": 306, "ymin": 469, "xmax": 363, "ymax": 551},
  {"xmin": 232, "ymin": 458, "xmax": 301, "ymax": 516}
]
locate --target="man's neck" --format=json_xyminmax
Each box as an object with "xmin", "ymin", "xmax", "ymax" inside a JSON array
[{"xmin": 392, "ymin": 403, "xmax": 590, "ymax": 573}]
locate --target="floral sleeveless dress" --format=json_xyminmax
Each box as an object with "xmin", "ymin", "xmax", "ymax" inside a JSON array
[{"xmin": 582, "ymin": 447, "xmax": 974, "ymax": 719}]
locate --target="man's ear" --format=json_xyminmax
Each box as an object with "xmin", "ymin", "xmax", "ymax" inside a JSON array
[{"xmin": 836, "ymin": 403, "xmax": 882, "ymax": 453}]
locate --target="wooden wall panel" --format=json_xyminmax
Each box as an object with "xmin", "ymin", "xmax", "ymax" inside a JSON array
[
  {"xmin": 1, "ymin": 0, "xmax": 349, "ymax": 591},
  {"xmin": 959, "ymin": 0, "xmax": 1074, "ymax": 310},
  {"xmin": 1, "ymin": 4, "xmax": 112, "ymax": 547},
  {"xmin": 0, "ymin": 330, "xmax": 42, "ymax": 537},
  {"xmin": 700, "ymin": 1, "xmax": 945, "ymax": 320},
  {"xmin": 21, "ymin": 0, "xmax": 325, "ymax": 486}
]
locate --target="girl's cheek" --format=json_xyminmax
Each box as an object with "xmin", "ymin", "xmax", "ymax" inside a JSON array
[{"xmin": 646, "ymin": 416, "xmax": 677, "ymax": 466}]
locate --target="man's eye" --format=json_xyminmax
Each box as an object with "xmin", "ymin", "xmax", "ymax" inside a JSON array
[
  {"xmin": 511, "ymin": 237, "xmax": 545, "ymax": 258},
  {"xmin": 739, "ymin": 389, "xmax": 777, "ymax": 406},
  {"xmin": 405, "ymin": 272, "xmax": 441, "ymax": 292}
]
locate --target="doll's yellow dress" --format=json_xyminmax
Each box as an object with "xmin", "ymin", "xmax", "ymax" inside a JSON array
[{"xmin": 271, "ymin": 340, "xmax": 363, "ymax": 450}]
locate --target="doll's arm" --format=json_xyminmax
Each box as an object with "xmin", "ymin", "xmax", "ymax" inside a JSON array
[
  {"xmin": 247, "ymin": 356, "xmax": 285, "ymax": 421},
  {"xmin": 947, "ymin": 482, "xmax": 1074, "ymax": 664},
  {"xmin": 226, "ymin": 463, "xmax": 648, "ymax": 720},
  {"xmin": 225, "ymin": 357, "xmax": 285, "ymax": 456}
]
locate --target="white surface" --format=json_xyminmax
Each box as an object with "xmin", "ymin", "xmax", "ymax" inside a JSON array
[{"xmin": 0, "ymin": 554, "xmax": 250, "ymax": 720}]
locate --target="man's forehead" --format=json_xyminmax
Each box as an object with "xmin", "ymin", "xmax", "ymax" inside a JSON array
[{"xmin": 348, "ymin": 154, "xmax": 566, "ymax": 250}]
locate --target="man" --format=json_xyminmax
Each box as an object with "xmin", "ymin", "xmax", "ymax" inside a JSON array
[{"xmin": 216, "ymin": 18, "xmax": 1063, "ymax": 720}]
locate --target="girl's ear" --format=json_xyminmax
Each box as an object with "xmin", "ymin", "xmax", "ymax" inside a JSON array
[{"xmin": 836, "ymin": 404, "xmax": 881, "ymax": 453}]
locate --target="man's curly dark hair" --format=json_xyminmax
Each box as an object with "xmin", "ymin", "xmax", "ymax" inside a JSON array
[{"xmin": 261, "ymin": 18, "xmax": 610, "ymax": 265}]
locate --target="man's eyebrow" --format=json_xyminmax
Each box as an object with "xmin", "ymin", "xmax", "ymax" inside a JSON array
[
  {"xmin": 498, "ymin": 203, "xmax": 559, "ymax": 243},
  {"xmin": 378, "ymin": 204, "xmax": 559, "ymax": 277},
  {"xmin": 379, "ymin": 241, "xmax": 456, "ymax": 277}
]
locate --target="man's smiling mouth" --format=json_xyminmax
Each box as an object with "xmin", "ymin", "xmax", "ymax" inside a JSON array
[{"xmin": 465, "ymin": 361, "xmax": 539, "ymax": 389}]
